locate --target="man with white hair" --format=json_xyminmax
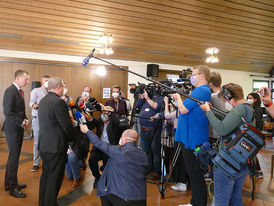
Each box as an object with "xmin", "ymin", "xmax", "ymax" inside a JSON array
[
  {"xmin": 38, "ymin": 77, "xmax": 76, "ymax": 206},
  {"xmin": 80, "ymin": 126, "xmax": 148, "ymax": 206}
]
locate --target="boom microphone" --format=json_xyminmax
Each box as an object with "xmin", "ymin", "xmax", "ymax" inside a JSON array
[{"xmin": 82, "ymin": 48, "xmax": 95, "ymax": 66}]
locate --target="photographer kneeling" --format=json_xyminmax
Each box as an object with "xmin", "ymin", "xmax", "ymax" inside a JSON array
[
  {"xmin": 200, "ymin": 83, "xmax": 253, "ymax": 206},
  {"xmin": 80, "ymin": 126, "xmax": 148, "ymax": 206}
]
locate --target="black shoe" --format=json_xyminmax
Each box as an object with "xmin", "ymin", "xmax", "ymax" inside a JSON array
[
  {"xmin": 93, "ymin": 177, "xmax": 100, "ymax": 189},
  {"xmin": 5, "ymin": 184, "xmax": 27, "ymax": 191},
  {"xmin": 10, "ymin": 187, "xmax": 27, "ymax": 198},
  {"xmin": 99, "ymin": 165, "xmax": 105, "ymax": 172},
  {"xmin": 31, "ymin": 165, "xmax": 39, "ymax": 172}
]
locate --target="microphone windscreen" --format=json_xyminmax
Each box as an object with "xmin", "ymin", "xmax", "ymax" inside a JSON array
[
  {"xmin": 75, "ymin": 111, "xmax": 82, "ymax": 119},
  {"xmin": 78, "ymin": 102, "xmax": 85, "ymax": 110},
  {"xmin": 68, "ymin": 100, "xmax": 75, "ymax": 107}
]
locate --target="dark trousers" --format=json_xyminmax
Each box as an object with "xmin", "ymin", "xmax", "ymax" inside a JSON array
[
  {"xmin": 39, "ymin": 152, "xmax": 66, "ymax": 206},
  {"xmin": 140, "ymin": 124, "xmax": 161, "ymax": 174},
  {"xmin": 4, "ymin": 126, "xmax": 24, "ymax": 187},
  {"xmin": 173, "ymin": 142, "xmax": 188, "ymax": 184},
  {"xmin": 182, "ymin": 145, "xmax": 207, "ymax": 206},
  {"xmin": 89, "ymin": 148, "xmax": 108, "ymax": 179},
  {"xmin": 100, "ymin": 194, "xmax": 146, "ymax": 206}
]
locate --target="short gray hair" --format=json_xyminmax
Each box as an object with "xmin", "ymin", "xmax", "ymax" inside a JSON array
[{"xmin": 48, "ymin": 77, "xmax": 64, "ymax": 90}]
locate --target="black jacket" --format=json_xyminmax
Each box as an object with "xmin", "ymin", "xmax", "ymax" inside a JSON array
[
  {"xmin": 2, "ymin": 84, "xmax": 27, "ymax": 131},
  {"xmin": 38, "ymin": 92, "xmax": 75, "ymax": 153},
  {"xmin": 87, "ymin": 113, "xmax": 120, "ymax": 146}
]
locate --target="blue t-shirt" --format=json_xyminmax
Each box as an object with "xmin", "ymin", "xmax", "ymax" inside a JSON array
[
  {"xmin": 175, "ymin": 84, "xmax": 211, "ymax": 149},
  {"xmin": 136, "ymin": 96, "xmax": 163, "ymax": 128}
]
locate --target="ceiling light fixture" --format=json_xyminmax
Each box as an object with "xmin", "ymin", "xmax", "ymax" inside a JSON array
[
  {"xmin": 205, "ymin": 47, "xmax": 219, "ymax": 63},
  {"xmin": 99, "ymin": 33, "xmax": 114, "ymax": 55},
  {"xmin": 96, "ymin": 66, "xmax": 106, "ymax": 76}
]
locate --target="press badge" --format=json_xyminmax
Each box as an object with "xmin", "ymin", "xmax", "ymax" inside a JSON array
[{"xmin": 145, "ymin": 108, "xmax": 150, "ymax": 112}]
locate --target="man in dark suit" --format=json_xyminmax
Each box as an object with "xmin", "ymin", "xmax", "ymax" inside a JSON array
[
  {"xmin": 38, "ymin": 77, "xmax": 75, "ymax": 206},
  {"xmin": 2, "ymin": 70, "xmax": 29, "ymax": 198},
  {"xmin": 83, "ymin": 105, "xmax": 120, "ymax": 188}
]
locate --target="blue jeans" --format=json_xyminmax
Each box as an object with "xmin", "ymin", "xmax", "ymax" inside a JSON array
[
  {"xmin": 214, "ymin": 165, "xmax": 248, "ymax": 206},
  {"xmin": 140, "ymin": 124, "xmax": 161, "ymax": 174},
  {"xmin": 65, "ymin": 152, "xmax": 82, "ymax": 180}
]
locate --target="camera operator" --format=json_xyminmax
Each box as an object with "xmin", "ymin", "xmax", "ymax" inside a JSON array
[
  {"xmin": 83, "ymin": 104, "xmax": 120, "ymax": 189},
  {"xmin": 136, "ymin": 88, "xmax": 163, "ymax": 178},
  {"xmin": 200, "ymin": 83, "xmax": 253, "ymax": 206},
  {"xmin": 170, "ymin": 65, "xmax": 211, "ymax": 206}
]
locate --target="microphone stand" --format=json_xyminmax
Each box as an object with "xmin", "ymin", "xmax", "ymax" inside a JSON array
[{"xmin": 87, "ymin": 49, "xmax": 227, "ymax": 116}]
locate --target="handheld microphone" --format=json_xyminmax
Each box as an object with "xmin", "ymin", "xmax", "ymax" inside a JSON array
[
  {"xmin": 82, "ymin": 48, "xmax": 95, "ymax": 66},
  {"xmin": 75, "ymin": 111, "xmax": 86, "ymax": 124}
]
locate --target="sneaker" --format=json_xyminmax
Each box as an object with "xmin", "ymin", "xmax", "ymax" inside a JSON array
[
  {"xmin": 204, "ymin": 173, "xmax": 212, "ymax": 181},
  {"xmin": 256, "ymin": 171, "xmax": 264, "ymax": 179},
  {"xmin": 171, "ymin": 182, "xmax": 187, "ymax": 191},
  {"xmin": 178, "ymin": 203, "xmax": 192, "ymax": 206},
  {"xmin": 31, "ymin": 165, "xmax": 39, "ymax": 172}
]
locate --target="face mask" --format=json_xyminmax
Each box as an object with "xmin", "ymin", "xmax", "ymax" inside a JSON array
[
  {"xmin": 112, "ymin": 92, "xmax": 119, "ymax": 98},
  {"xmin": 82, "ymin": 91, "xmax": 90, "ymax": 98},
  {"xmin": 101, "ymin": 114, "xmax": 109, "ymax": 122},
  {"xmin": 190, "ymin": 76, "xmax": 197, "ymax": 86},
  {"xmin": 247, "ymin": 99, "xmax": 253, "ymax": 105},
  {"xmin": 225, "ymin": 102, "xmax": 233, "ymax": 111},
  {"xmin": 44, "ymin": 81, "xmax": 48, "ymax": 88},
  {"xmin": 63, "ymin": 88, "xmax": 67, "ymax": 95}
]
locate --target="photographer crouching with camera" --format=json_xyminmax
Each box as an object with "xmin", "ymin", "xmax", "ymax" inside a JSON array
[
  {"xmin": 170, "ymin": 65, "xmax": 211, "ymax": 206},
  {"xmin": 135, "ymin": 86, "xmax": 163, "ymax": 178}
]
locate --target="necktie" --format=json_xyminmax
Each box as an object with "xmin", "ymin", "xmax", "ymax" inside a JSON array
[{"xmin": 20, "ymin": 89, "xmax": 24, "ymax": 99}]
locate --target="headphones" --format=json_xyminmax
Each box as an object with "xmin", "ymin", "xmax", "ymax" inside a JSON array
[{"xmin": 220, "ymin": 86, "xmax": 233, "ymax": 101}]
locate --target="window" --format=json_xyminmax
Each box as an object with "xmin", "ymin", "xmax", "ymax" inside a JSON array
[{"xmin": 252, "ymin": 80, "xmax": 269, "ymax": 92}]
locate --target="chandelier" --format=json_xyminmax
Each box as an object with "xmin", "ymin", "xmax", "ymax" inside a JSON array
[
  {"xmin": 205, "ymin": 47, "xmax": 219, "ymax": 63},
  {"xmin": 99, "ymin": 33, "xmax": 114, "ymax": 55}
]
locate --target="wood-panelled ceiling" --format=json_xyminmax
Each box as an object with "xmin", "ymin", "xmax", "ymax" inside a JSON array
[{"xmin": 0, "ymin": 0, "xmax": 273, "ymax": 73}]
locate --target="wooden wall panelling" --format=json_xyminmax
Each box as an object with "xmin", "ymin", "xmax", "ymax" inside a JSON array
[{"xmin": 0, "ymin": 61, "xmax": 128, "ymax": 137}]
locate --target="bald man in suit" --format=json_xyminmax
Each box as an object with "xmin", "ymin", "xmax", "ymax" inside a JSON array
[{"xmin": 2, "ymin": 70, "xmax": 29, "ymax": 198}]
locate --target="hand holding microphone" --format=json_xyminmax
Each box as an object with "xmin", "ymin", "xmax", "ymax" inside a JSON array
[{"xmin": 75, "ymin": 111, "xmax": 86, "ymax": 125}]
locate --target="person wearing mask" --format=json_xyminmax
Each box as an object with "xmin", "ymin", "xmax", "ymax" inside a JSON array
[
  {"xmin": 170, "ymin": 65, "xmax": 211, "ymax": 206},
  {"xmin": 3, "ymin": 70, "xmax": 29, "ymax": 198},
  {"xmin": 205, "ymin": 72, "xmax": 228, "ymax": 181},
  {"xmin": 83, "ymin": 105, "xmax": 120, "ymax": 189},
  {"xmin": 75, "ymin": 85, "xmax": 100, "ymax": 112},
  {"xmin": 247, "ymin": 92, "xmax": 264, "ymax": 178},
  {"xmin": 29, "ymin": 75, "xmax": 50, "ymax": 172},
  {"xmin": 151, "ymin": 96, "xmax": 189, "ymax": 191},
  {"xmin": 106, "ymin": 85, "xmax": 129, "ymax": 139},
  {"xmin": 80, "ymin": 126, "xmax": 148, "ymax": 206},
  {"xmin": 136, "ymin": 88, "xmax": 163, "ymax": 179},
  {"xmin": 38, "ymin": 77, "xmax": 76, "ymax": 206},
  {"xmin": 200, "ymin": 83, "xmax": 253, "ymax": 206}
]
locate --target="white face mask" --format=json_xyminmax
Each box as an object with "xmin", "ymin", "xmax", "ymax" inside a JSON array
[
  {"xmin": 112, "ymin": 92, "xmax": 119, "ymax": 98},
  {"xmin": 63, "ymin": 88, "xmax": 68, "ymax": 95},
  {"xmin": 44, "ymin": 81, "xmax": 48, "ymax": 88},
  {"xmin": 82, "ymin": 91, "xmax": 90, "ymax": 98},
  {"xmin": 247, "ymin": 99, "xmax": 253, "ymax": 105},
  {"xmin": 225, "ymin": 102, "xmax": 233, "ymax": 111}
]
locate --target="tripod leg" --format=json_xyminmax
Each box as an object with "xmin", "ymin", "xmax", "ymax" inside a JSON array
[{"xmin": 159, "ymin": 142, "xmax": 182, "ymax": 198}]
